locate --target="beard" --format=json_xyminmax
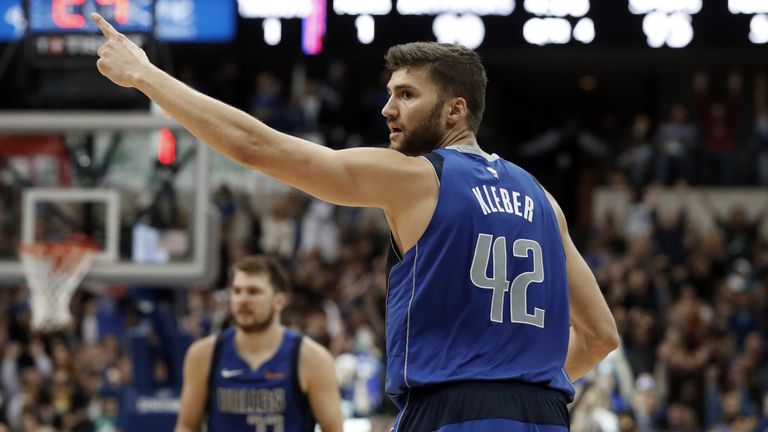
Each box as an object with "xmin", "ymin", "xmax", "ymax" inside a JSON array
[
  {"xmin": 392, "ymin": 101, "xmax": 445, "ymax": 156},
  {"xmin": 235, "ymin": 304, "xmax": 276, "ymax": 334}
]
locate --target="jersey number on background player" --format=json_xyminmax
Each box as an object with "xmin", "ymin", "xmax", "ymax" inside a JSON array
[
  {"xmin": 247, "ymin": 414, "xmax": 284, "ymax": 432},
  {"xmin": 470, "ymin": 234, "xmax": 545, "ymax": 327}
]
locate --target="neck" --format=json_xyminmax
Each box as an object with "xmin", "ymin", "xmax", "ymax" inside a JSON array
[
  {"xmin": 235, "ymin": 323, "xmax": 284, "ymax": 354},
  {"xmin": 437, "ymin": 127, "xmax": 478, "ymax": 149}
]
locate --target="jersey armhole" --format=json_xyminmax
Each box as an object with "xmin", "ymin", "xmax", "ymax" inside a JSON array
[
  {"xmin": 291, "ymin": 334, "xmax": 314, "ymax": 420},
  {"xmin": 205, "ymin": 331, "xmax": 227, "ymax": 419},
  {"xmin": 527, "ymin": 172, "xmax": 568, "ymax": 262},
  {"xmin": 421, "ymin": 152, "xmax": 444, "ymax": 184}
]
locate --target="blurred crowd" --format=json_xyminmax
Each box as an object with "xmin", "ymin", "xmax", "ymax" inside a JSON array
[
  {"xmin": 612, "ymin": 72, "xmax": 768, "ymax": 189},
  {"xmin": 0, "ymin": 63, "xmax": 766, "ymax": 431},
  {"xmin": 571, "ymin": 184, "xmax": 768, "ymax": 432}
]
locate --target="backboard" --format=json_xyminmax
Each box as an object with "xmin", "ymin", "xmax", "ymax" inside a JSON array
[{"xmin": 0, "ymin": 111, "xmax": 221, "ymax": 286}]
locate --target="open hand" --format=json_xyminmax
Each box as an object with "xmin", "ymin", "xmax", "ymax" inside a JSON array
[{"xmin": 91, "ymin": 13, "xmax": 151, "ymax": 88}]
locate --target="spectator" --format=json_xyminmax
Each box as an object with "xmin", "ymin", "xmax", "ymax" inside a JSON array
[
  {"xmin": 653, "ymin": 103, "xmax": 698, "ymax": 185},
  {"xmin": 693, "ymin": 72, "xmax": 743, "ymax": 185}
]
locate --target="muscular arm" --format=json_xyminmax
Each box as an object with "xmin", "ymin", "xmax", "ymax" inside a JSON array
[
  {"xmin": 90, "ymin": 13, "xmax": 433, "ymax": 214},
  {"xmin": 174, "ymin": 337, "xmax": 215, "ymax": 432},
  {"xmin": 546, "ymin": 193, "xmax": 619, "ymax": 381},
  {"xmin": 299, "ymin": 338, "xmax": 344, "ymax": 432}
]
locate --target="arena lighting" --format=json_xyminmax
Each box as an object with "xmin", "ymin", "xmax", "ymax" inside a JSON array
[
  {"xmin": 355, "ymin": 14, "xmax": 375, "ymax": 44},
  {"xmin": 630, "ymin": 0, "xmax": 698, "ymax": 48},
  {"xmin": 642, "ymin": 11, "xmax": 693, "ymax": 48},
  {"xmin": 522, "ymin": 0, "xmax": 593, "ymax": 45},
  {"xmin": 237, "ymin": 0, "xmax": 312, "ymax": 18},
  {"xmin": 397, "ymin": 0, "xmax": 515, "ymax": 16},
  {"xmin": 4, "ymin": 4, "xmax": 25, "ymax": 37},
  {"xmin": 523, "ymin": 0, "xmax": 589, "ymax": 18},
  {"xmin": 523, "ymin": 17, "xmax": 571, "ymax": 45},
  {"xmin": 432, "ymin": 13, "xmax": 485, "ymax": 48},
  {"xmin": 157, "ymin": 128, "xmax": 176, "ymax": 165},
  {"xmin": 263, "ymin": 17, "xmax": 281, "ymax": 45},
  {"xmin": 628, "ymin": 0, "xmax": 701, "ymax": 14},
  {"xmin": 573, "ymin": 17, "xmax": 595, "ymax": 43},
  {"xmin": 301, "ymin": 0, "xmax": 325, "ymax": 55},
  {"xmin": 333, "ymin": 0, "xmax": 391, "ymax": 15},
  {"xmin": 750, "ymin": 14, "xmax": 768, "ymax": 43},
  {"xmin": 729, "ymin": 0, "xmax": 768, "ymax": 14}
]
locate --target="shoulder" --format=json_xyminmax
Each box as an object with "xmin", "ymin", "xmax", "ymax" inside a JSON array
[
  {"xmin": 184, "ymin": 334, "xmax": 218, "ymax": 367},
  {"xmin": 297, "ymin": 335, "xmax": 335, "ymax": 391},
  {"xmin": 542, "ymin": 189, "xmax": 568, "ymax": 232},
  {"xmin": 298, "ymin": 335, "xmax": 334, "ymax": 366}
]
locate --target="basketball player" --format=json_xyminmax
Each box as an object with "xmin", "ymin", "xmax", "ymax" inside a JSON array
[
  {"xmin": 174, "ymin": 255, "xmax": 344, "ymax": 432},
  {"xmin": 93, "ymin": 13, "xmax": 619, "ymax": 431}
]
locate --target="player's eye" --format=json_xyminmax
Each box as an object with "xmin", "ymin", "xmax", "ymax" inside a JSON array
[{"xmin": 402, "ymin": 91, "xmax": 413, "ymax": 100}]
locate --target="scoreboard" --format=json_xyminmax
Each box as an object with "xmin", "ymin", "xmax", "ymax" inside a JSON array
[
  {"xmin": 233, "ymin": 0, "xmax": 768, "ymax": 53},
  {"xmin": 0, "ymin": 0, "xmax": 235, "ymax": 42},
  {"xmin": 27, "ymin": 0, "xmax": 154, "ymax": 34},
  {"xmin": 0, "ymin": 0, "xmax": 765, "ymax": 49}
]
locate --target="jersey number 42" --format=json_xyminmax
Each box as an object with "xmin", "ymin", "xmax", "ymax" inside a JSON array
[{"xmin": 470, "ymin": 233, "xmax": 545, "ymax": 327}]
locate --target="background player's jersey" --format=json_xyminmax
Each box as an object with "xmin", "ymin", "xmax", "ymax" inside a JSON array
[
  {"xmin": 207, "ymin": 327, "xmax": 315, "ymax": 432},
  {"xmin": 386, "ymin": 145, "xmax": 574, "ymax": 408}
]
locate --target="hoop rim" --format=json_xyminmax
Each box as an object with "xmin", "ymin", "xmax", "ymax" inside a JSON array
[
  {"xmin": 19, "ymin": 240, "xmax": 100, "ymax": 256},
  {"xmin": 19, "ymin": 233, "xmax": 99, "ymax": 257}
]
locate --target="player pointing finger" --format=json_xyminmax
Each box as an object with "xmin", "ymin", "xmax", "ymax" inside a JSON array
[{"xmin": 90, "ymin": 12, "xmax": 151, "ymax": 88}]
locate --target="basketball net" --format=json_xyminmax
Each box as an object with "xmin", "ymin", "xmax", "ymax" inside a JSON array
[{"xmin": 19, "ymin": 239, "xmax": 97, "ymax": 332}]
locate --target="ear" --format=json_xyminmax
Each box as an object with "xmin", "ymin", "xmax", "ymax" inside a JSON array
[
  {"xmin": 446, "ymin": 97, "xmax": 468, "ymax": 127},
  {"xmin": 274, "ymin": 292, "xmax": 288, "ymax": 311}
]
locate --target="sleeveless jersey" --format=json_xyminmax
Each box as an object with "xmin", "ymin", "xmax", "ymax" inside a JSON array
[
  {"xmin": 206, "ymin": 327, "xmax": 315, "ymax": 432},
  {"xmin": 386, "ymin": 146, "xmax": 574, "ymax": 408}
]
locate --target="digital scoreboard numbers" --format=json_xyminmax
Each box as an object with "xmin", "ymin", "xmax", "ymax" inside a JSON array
[
  {"xmin": 25, "ymin": 0, "xmax": 154, "ymax": 61},
  {"xmin": 396, "ymin": 0, "xmax": 515, "ymax": 49},
  {"xmin": 237, "ymin": 0, "xmax": 326, "ymax": 54},
  {"xmin": 239, "ymin": 0, "xmax": 594, "ymax": 51},
  {"xmin": 27, "ymin": 0, "xmax": 154, "ymax": 34},
  {"xmin": 3, "ymin": 1, "xmax": 768, "ymax": 47},
  {"xmin": 521, "ymin": 0, "xmax": 594, "ymax": 46},
  {"xmin": 728, "ymin": 0, "xmax": 768, "ymax": 43}
]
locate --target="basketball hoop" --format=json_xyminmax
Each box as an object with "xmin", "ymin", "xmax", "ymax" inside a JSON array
[{"xmin": 19, "ymin": 239, "xmax": 98, "ymax": 332}]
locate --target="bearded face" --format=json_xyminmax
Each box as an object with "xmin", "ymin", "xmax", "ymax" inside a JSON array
[
  {"xmin": 230, "ymin": 271, "xmax": 283, "ymax": 334},
  {"xmin": 235, "ymin": 301, "xmax": 276, "ymax": 334},
  {"xmin": 390, "ymin": 100, "xmax": 446, "ymax": 156},
  {"xmin": 383, "ymin": 67, "xmax": 448, "ymax": 156}
]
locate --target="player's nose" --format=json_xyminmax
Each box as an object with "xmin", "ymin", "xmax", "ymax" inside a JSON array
[{"xmin": 381, "ymin": 97, "xmax": 397, "ymax": 119}]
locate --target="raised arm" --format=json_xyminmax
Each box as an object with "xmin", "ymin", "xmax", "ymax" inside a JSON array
[
  {"xmin": 90, "ymin": 13, "xmax": 433, "ymax": 212},
  {"xmin": 546, "ymin": 192, "xmax": 619, "ymax": 381},
  {"xmin": 174, "ymin": 337, "xmax": 215, "ymax": 432}
]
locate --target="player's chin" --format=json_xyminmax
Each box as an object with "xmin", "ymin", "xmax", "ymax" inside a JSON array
[
  {"xmin": 388, "ymin": 141, "xmax": 405, "ymax": 154},
  {"xmin": 233, "ymin": 316, "xmax": 252, "ymax": 327}
]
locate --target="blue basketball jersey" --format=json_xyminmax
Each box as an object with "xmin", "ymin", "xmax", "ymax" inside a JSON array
[
  {"xmin": 206, "ymin": 327, "xmax": 315, "ymax": 432},
  {"xmin": 386, "ymin": 146, "xmax": 574, "ymax": 408}
]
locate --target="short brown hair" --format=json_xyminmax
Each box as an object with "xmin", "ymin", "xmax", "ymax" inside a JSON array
[
  {"xmin": 385, "ymin": 42, "xmax": 487, "ymax": 133},
  {"xmin": 232, "ymin": 255, "xmax": 290, "ymax": 293}
]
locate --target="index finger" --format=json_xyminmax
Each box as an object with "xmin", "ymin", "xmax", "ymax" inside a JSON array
[{"xmin": 91, "ymin": 13, "xmax": 120, "ymax": 38}]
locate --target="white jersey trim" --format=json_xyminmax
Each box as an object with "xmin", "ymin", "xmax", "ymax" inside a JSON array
[
  {"xmin": 403, "ymin": 243, "xmax": 418, "ymax": 388},
  {"xmin": 419, "ymin": 155, "xmax": 441, "ymax": 186},
  {"xmin": 446, "ymin": 144, "xmax": 500, "ymax": 162}
]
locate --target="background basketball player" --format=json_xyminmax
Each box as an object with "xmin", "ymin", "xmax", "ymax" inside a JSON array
[{"xmin": 174, "ymin": 255, "xmax": 343, "ymax": 432}]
